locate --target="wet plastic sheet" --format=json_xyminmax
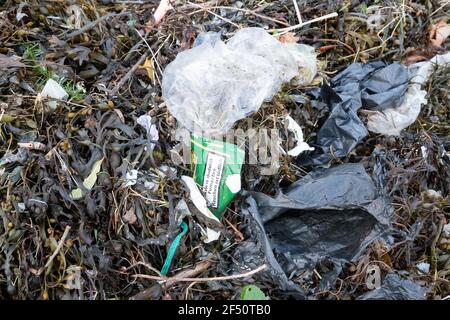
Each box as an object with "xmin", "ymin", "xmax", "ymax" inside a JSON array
[
  {"xmin": 357, "ymin": 273, "xmax": 428, "ymax": 300},
  {"xmin": 236, "ymin": 163, "xmax": 393, "ymax": 294},
  {"xmin": 162, "ymin": 28, "xmax": 316, "ymax": 135},
  {"xmin": 299, "ymin": 61, "xmax": 408, "ymax": 166},
  {"xmin": 367, "ymin": 52, "xmax": 450, "ymax": 135}
]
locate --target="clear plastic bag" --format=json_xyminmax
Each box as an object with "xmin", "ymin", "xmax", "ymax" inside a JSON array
[{"xmin": 162, "ymin": 28, "xmax": 316, "ymax": 135}]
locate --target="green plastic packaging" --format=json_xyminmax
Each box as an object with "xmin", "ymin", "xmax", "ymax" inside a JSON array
[{"xmin": 191, "ymin": 135, "xmax": 244, "ymax": 219}]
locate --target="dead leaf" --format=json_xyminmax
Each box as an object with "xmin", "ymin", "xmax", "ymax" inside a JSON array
[
  {"xmin": 429, "ymin": 21, "xmax": 450, "ymax": 47},
  {"xmin": 402, "ymin": 54, "xmax": 428, "ymax": 65},
  {"xmin": 70, "ymin": 158, "xmax": 104, "ymax": 200},
  {"xmin": 65, "ymin": 46, "xmax": 91, "ymax": 66},
  {"xmin": 114, "ymin": 108, "xmax": 125, "ymax": 123},
  {"xmin": 0, "ymin": 54, "xmax": 25, "ymax": 68},
  {"xmin": 123, "ymin": 207, "xmax": 137, "ymax": 224},
  {"xmin": 140, "ymin": 57, "xmax": 155, "ymax": 81},
  {"xmin": 277, "ymin": 32, "xmax": 299, "ymax": 43}
]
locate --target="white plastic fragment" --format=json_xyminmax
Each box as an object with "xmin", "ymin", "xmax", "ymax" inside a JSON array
[
  {"xmin": 174, "ymin": 199, "xmax": 191, "ymax": 225},
  {"xmin": 200, "ymin": 227, "xmax": 221, "ymax": 244},
  {"xmin": 125, "ymin": 169, "xmax": 138, "ymax": 187},
  {"xmin": 420, "ymin": 146, "xmax": 428, "ymax": 159},
  {"xmin": 225, "ymin": 174, "xmax": 241, "ymax": 193},
  {"xmin": 16, "ymin": 2, "xmax": 28, "ymax": 21},
  {"xmin": 162, "ymin": 28, "xmax": 317, "ymax": 135},
  {"xmin": 283, "ymin": 115, "xmax": 314, "ymax": 156},
  {"xmin": 18, "ymin": 202, "xmax": 26, "ymax": 212},
  {"xmin": 181, "ymin": 175, "xmax": 220, "ymax": 223},
  {"xmin": 423, "ymin": 189, "xmax": 443, "ymax": 200},
  {"xmin": 137, "ymin": 115, "xmax": 159, "ymax": 150},
  {"xmin": 443, "ymin": 223, "xmax": 450, "ymax": 237},
  {"xmin": 40, "ymin": 79, "xmax": 68, "ymax": 110},
  {"xmin": 367, "ymin": 52, "xmax": 450, "ymax": 135},
  {"xmin": 416, "ymin": 262, "xmax": 430, "ymax": 274}
]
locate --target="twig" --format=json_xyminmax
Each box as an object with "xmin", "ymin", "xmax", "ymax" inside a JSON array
[
  {"xmin": 188, "ymin": 2, "xmax": 240, "ymax": 28},
  {"xmin": 133, "ymin": 264, "xmax": 267, "ymax": 283},
  {"xmin": 37, "ymin": 226, "xmax": 71, "ymax": 276},
  {"xmin": 126, "ymin": 261, "xmax": 162, "ymax": 277},
  {"xmin": 292, "ymin": 0, "xmax": 302, "ymax": 24},
  {"xmin": 430, "ymin": 0, "xmax": 449, "ymax": 17},
  {"xmin": 131, "ymin": 260, "xmax": 212, "ymax": 299},
  {"xmin": 188, "ymin": 5, "xmax": 290, "ymax": 27},
  {"xmin": 269, "ymin": 12, "xmax": 338, "ymax": 35},
  {"xmin": 223, "ymin": 216, "xmax": 244, "ymax": 242},
  {"xmin": 133, "ymin": 27, "xmax": 163, "ymax": 85},
  {"xmin": 109, "ymin": 51, "xmax": 149, "ymax": 97}
]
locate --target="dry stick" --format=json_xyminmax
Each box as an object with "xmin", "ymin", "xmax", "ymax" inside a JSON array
[
  {"xmin": 269, "ymin": 12, "xmax": 338, "ymax": 35},
  {"xmin": 133, "ymin": 264, "xmax": 267, "ymax": 283},
  {"xmin": 430, "ymin": 0, "xmax": 450, "ymax": 16},
  {"xmin": 189, "ymin": 5, "xmax": 290, "ymax": 27},
  {"xmin": 133, "ymin": 27, "xmax": 163, "ymax": 84},
  {"xmin": 223, "ymin": 216, "xmax": 244, "ymax": 242},
  {"xmin": 188, "ymin": 2, "xmax": 240, "ymax": 28},
  {"xmin": 292, "ymin": 0, "xmax": 302, "ymax": 24},
  {"xmin": 109, "ymin": 51, "xmax": 149, "ymax": 97},
  {"xmin": 131, "ymin": 260, "xmax": 212, "ymax": 299},
  {"xmin": 37, "ymin": 226, "xmax": 71, "ymax": 276}
]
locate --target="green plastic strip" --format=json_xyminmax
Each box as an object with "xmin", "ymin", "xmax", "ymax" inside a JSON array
[{"xmin": 160, "ymin": 221, "xmax": 189, "ymax": 276}]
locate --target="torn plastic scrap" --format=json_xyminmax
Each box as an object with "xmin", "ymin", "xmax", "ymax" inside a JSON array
[
  {"xmin": 367, "ymin": 52, "xmax": 450, "ymax": 136},
  {"xmin": 357, "ymin": 273, "xmax": 428, "ymax": 300},
  {"xmin": 41, "ymin": 79, "xmax": 69, "ymax": 110},
  {"xmin": 162, "ymin": 27, "xmax": 317, "ymax": 135},
  {"xmin": 137, "ymin": 115, "xmax": 159, "ymax": 150},
  {"xmin": 283, "ymin": 115, "xmax": 314, "ymax": 156},
  {"xmin": 181, "ymin": 175, "xmax": 220, "ymax": 224},
  {"xmin": 236, "ymin": 163, "xmax": 393, "ymax": 294}
]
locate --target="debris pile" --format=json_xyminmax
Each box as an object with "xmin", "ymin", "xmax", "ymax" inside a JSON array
[{"xmin": 0, "ymin": 0, "xmax": 449, "ymax": 300}]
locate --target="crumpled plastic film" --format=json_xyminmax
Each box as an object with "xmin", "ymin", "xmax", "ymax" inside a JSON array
[
  {"xmin": 357, "ymin": 273, "xmax": 428, "ymax": 300},
  {"xmin": 235, "ymin": 163, "xmax": 393, "ymax": 295},
  {"xmin": 162, "ymin": 28, "xmax": 317, "ymax": 135},
  {"xmin": 299, "ymin": 61, "xmax": 409, "ymax": 166},
  {"xmin": 367, "ymin": 52, "xmax": 450, "ymax": 136}
]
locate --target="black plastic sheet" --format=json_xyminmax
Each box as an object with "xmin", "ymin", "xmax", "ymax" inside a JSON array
[
  {"xmin": 235, "ymin": 163, "xmax": 393, "ymax": 295},
  {"xmin": 300, "ymin": 61, "xmax": 409, "ymax": 166},
  {"xmin": 357, "ymin": 273, "xmax": 428, "ymax": 300}
]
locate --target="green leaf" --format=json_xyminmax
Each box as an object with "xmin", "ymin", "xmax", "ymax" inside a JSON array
[
  {"xmin": 360, "ymin": 3, "xmax": 368, "ymax": 15},
  {"xmin": 240, "ymin": 285, "xmax": 268, "ymax": 300}
]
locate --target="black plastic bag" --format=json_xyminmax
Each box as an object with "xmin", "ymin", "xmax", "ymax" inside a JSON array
[
  {"xmin": 234, "ymin": 163, "xmax": 393, "ymax": 295},
  {"xmin": 300, "ymin": 61, "xmax": 408, "ymax": 166},
  {"xmin": 357, "ymin": 273, "xmax": 428, "ymax": 300}
]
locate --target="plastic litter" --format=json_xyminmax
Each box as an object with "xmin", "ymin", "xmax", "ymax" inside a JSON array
[
  {"xmin": 181, "ymin": 175, "xmax": 220, "ymax": 225},
  {"xmin": 416, "ymin": 262, "xmax": 430, "ymax": 274},
  {"xmin": 282, "ymin": 115, "xmax": 314, "ymax": 156},
  {"xmin": 191, "ymin": 135, "xmax": 244, "ymax": 219},
  {"xmin": 235, "ymin": 163, "xmax": 393, "ymax": 294},
  {"xmin": 162, "ymin": 27, "xmax": 317, "ymax": 135},
  {"xmin": 200, "ymin": 226, "xmax": 221, "ymax": 244},
  {"xmin": 357, "ymin": 273, "xmax": 428, "ymax": 300},
  {"xmin": 299, "ymin": 61, "xmax": 408, "ymax": 166},
  {"xmin": 137, "ymin": 115, "xmax": 159, "ymax": 151},
  {"xmin": 367, "ymin": 52, "xmax": 450, "ymax": 135},
  {"xmin": 41, "ymin": 78, "xmax": 69, "ymax": 110},
  {"xmin": 124, "ymin": 169, "xmax": 138, "ymax": 187}
]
